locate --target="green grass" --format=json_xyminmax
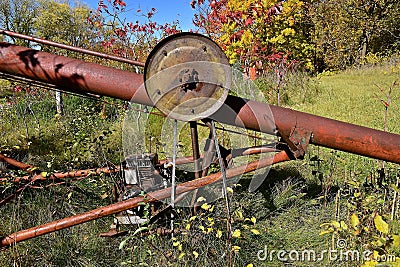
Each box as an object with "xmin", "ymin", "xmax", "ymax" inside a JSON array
[
  {"xmin": 293, "ymin": 66, "xmax": 400, "ymax": 133},
  {"xmin": 1, "ymin": 64, "xmax": 400, "ymax": 266}
]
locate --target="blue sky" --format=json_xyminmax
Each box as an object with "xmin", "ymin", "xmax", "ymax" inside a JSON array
[{"xmin": 82, "ymin": 0, "xmax": 197, "ymax": 31}]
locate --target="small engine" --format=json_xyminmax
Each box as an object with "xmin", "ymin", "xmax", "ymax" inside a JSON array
[
  {"xmin": 102, "ymin": 153, "xmax": 171, "ymax": 236},
  {"xmin": 121, "ymin": 153, "xmax": 167, "ymax": 200}
]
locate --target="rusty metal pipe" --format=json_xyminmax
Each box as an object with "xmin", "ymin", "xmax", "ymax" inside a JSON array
[
  {"xmin": 0, "ymin": 166, "xmax": 120, "ymax": 184},
  {"xmin": 0, "ymin": 153, "xmax": 33, "ymax": 171},
  {"xmin": 0, "ymin": 42, "xmax": 151, "ymax": 105},
  {"xmin": 210, "ymin": 95, "xmax": 400, "ymax": 164},
  {"xmin": 0, "ymin": 42, "xmax": 399, "ymax": 163},
  {"xmin": 0, "ymin": 151, "xmax": 290, "ymax": 247},
  {"xmin": 190, "ymin": 122, "xmax": 202, "ymax": 179},
  {"xmin": 0, "ymin": 29, "xmax": 145, "ymax": 67}
]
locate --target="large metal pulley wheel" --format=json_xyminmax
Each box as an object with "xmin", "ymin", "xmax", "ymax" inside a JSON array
[{"xmin": 144, "ymin": 33, "xmax": 231, "ymax": 122}]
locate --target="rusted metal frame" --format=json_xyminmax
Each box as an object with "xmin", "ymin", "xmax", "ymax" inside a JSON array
[
  {"xmin": 158, "ymin": 146, "xmax": 280, "ymax": 167},
  {"xmin": 278, "ymin": 127, "xmax": 313, "ymax": 159},
  {"xmin": 0, "ymin": 151, "xmax": 290, "ymax": 247},
  {"xmin": 190, "ymin": 122, "xmax": 202, "ymax": 179},
  {"xmin": 0, "ymin": 167, "xmax": 120, "ymax": 207},
  {"xmin": 196, "ymin": 121, "xmax": 275, "ymax": 142},
  {"xmin": 0, "ymin": 29, "xmax": 145, "ymax": 67},
  {"xmin": 0, "ymin": 43, "xmax": 399, "ymax": 163},
  {"xmin": 0, "ymin": 153, "xmax": 33, "ymax": 172},
  {"xmin": 0, "ymin": 166, "xmax": 120, "ymax": 184}
]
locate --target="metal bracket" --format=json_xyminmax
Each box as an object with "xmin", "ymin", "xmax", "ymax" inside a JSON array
[{"xmin": 280, "ymin": 127, "xmax": 313, "ymax": 159}]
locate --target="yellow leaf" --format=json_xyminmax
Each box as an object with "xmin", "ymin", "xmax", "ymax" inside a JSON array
[
  {"xmin": 216, "ymin": 230, "xmax": 222, "ymax": 238},
  {"xmin": 201, "ymin": 203, "xmax": 211, "ymax": 210},
  {"xmin": 251, "ymin": 217, "xmax": 256, "ymax": 224},
  {"xmin": 226, "ymin": 187, "xmax": 233, "ymax": 194},
  {"xmin": 250, "ymin": 229, "xmax": 260, "ymax": 235},
  {"xmin": 197, "ymin": 196, "xmax": 206, "ymax": 202},
  {"xmin": 234, "ymin": 210, "xmax": 243, "ymax": 219},
  {"xmin": 232, "ymin": 246, "xmax": 241, "ymax": 253},
  {"xmin": 374, "ymin": 215, "xmax": 389, "ymax": 234},
  {"xmin": 199, "ymin": 225, "xmax": 205, "ymax": 232},
  {"xmin": 173, "ymin": 241, "xmax": 180, "ymax": 247},
  {"xmin": 246, "ymin": 264, "xmax": 254, "ymax": 267},
  {"xmin": 178, "ymin": 252, "xmax": 185, "ymax": 259},
  {"xmin": 185, "ymin": 223, "xmax": 191, "ymax": 230},
  {"xmin": 392, "ymin": 235, "xmax": 400, "ymax": 247},
  {"xmin": 232, "ymin": 229, "xmax": 241, "ymax": 238},
  {"xmin": 193, "ymin": 251, "xmax": 199, "ymax": 259},
  {"xmin": 350, "ymin": 213, "xmax": 360, "ymax": 229},
  {"xmin": 340, "ymin": 221, "xmax": 348, "ymax": 230}
]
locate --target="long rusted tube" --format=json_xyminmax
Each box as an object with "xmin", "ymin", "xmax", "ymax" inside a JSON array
[
  {"xmin": 0, "ymin": 153, "xmax": 33, "ymax": 171},
  {"xmin": 0, "ymin": 166, "xmax": 120, "ymax": 184},
  {"xmin": 0, "ymin": 151, "xmax": 290, "ymax": 247},
  {"xmin": 211, "ymin": 96, "xmax": 400, "ymax": 163},
  {"xmin": 0, "ymin": 29, "xmax": 145, "ymax": 67},
  {"xmin": 0, "ymin": 42, "xmax": 151, "ymax": 105},
  {"xmin": 0, "ymin": 42, "xmax": 399, "ymax": 163}
]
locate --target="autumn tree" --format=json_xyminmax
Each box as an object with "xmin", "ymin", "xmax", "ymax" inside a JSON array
[
  {"xmin": 87, "ymin": 0, "xmax": 181, "ymax": 65},
  {"xmin": 34, "ymin": 0, "xmax": 95, "ymax": 115},
  {"xmin": 34, "ymin": 0, "xmax": 95, "ymax": 50},
  {"xmin": 0, "ymin": 0, "xmax": 39, "ymax": 46},
  {"xmin": 191, "ymin": 0, "xmax": 315, "ymax": 71},
  {"xmin": 311, "ymin": 0, "xmax": 400, "ymax": 70}
]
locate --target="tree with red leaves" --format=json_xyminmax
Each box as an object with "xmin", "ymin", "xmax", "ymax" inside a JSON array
[{"xmin": 88, "ymin": 0, "xmax": 181, "ymax": 64}]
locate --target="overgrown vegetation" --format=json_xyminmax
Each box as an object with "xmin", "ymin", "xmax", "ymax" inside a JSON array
[
  {"xmin": 1, "ymin": 61, "xmax": 400, "ymax": 266},
  {"xmin": 0, "ymin": 0, "xmax": 400, "ymax": 266}
]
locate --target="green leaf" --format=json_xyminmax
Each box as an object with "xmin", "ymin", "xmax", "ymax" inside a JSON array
[
  {"xmin": 331, "ymin": 220, "xmax": 340, "ymax": 228},
  {"xmin": 319, "ymin": 229, "xmax": 333, "ymax": 236},
  {"xmin": 119, "ymin": 237, "xmax": 130, "ymax": 250},
  {"xmin": 133, "ymin": 226, "xmax": 148, "ymax": 236},
  {"xmin": 390, "ymin": 184, "xmax": 400, "ymax": 194},
  {"xmin": 340, "ymin": 221, "xmax": 348, "ymax": 230},
  {"xmin": 374, "ymin": 215, "xmax": 389, "ymax": 234}
]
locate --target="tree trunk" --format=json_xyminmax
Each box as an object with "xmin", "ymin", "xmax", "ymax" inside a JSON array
[
  {"xmin": 56, "ymin": 91, "xmax": 64, "ymax": 115},
  {"xmin": 360, "ymin": 29, "xmax": 369, "ymax": 60}
]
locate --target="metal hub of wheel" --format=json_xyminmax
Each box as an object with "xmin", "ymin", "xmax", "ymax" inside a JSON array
[{"xmin": 144, "ymin": 33, "xmax": 231, "ymax": 122}]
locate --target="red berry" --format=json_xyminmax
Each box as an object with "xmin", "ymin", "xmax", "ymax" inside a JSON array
[{"xmin": 210, "ymin": 1, "xmax": 216, "ymax": 8}]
